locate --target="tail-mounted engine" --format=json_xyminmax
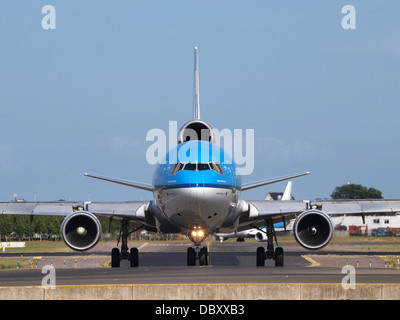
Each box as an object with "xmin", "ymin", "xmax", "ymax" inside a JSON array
[
  {"xmin": 61, "ymin": 211, "xmax": 102, "ymax": 251},
  {"xmin": 178, "ymin": 120, "xmax": 215, "ymax": 144},
  {"xmin": 293, "ymin": 210, "xmax": 333, "ymax": 250}
]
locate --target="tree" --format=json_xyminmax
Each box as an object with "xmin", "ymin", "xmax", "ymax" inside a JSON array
[
  {"xmin": 12, "ymin": 216, "xmax": 30, "ymax": 240},
  {"xmin": 331, "ymin": 184, "xmax": 383, "ymax": 200},
  {"xmin": 0, "ymin": 216, "xmax": 13, "ymax": 240}
]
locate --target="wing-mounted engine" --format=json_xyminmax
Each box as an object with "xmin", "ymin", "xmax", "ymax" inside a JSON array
[
  {"xmin": 61, "ymin": 211, "xmax": 102, "ymax": 251},
  {"xmin": 293, "ymin": 209, "xmax": 333, "ymax": 250},
  {"xmin": 178, "ymin": 120, "xmax": 215, "ymax": 144},
  {"xmin": 255, "ymin": 231, "xmax": 267, "ymax": 242}
]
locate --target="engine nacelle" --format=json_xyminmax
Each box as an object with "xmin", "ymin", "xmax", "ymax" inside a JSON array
[
  {"xmin": 61, "ymin": 211, "xmax": 102, "ymax": 251},
  {"xmin": 178, "ymin": 120, "xmax": 215, "ymax": 144},
  {"xmin": 255, "ymin": 231, "xmax": 267, "ymax": 242},
  {"xmin": 293, "ymin": 209, "xmax": 333, "ymax": 250}
]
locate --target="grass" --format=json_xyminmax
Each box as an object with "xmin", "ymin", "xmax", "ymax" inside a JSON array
[
  {"xmin": 0, "ymin": 258, "xmax": 42, "ymax": 270},
  {"xmin": 331, "ymin": 236, "xmax": 400, "ymax": 244},
  {"xmin": 363, "ymin": 244, "xmax": 400, "ymax": 251},
  {"xmin": 215, "ymin": 232, "xmax": 400, "ymax": 244},
  {"xmin": 379, "ymin": 256, "xmax": 400, "ymax": 269},
  {"xmin": 2, "ymin": 234, "xmax": 400, "ymax": 255},
  {"xmin": 0, "ymin": 241, "xmax": 73, "ymax": 254},
  {"xmin": 0, "ymin": 241, "xmax": 55, "ymax": 269}
]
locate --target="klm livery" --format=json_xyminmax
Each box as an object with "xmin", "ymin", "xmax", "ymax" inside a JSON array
[
  {"xmin": 153, "ymin": 140, "xmax": 241, "ymax": 252},
  {"xmin": 2, "ymin": 47, "xmax": 400, "ymax": 268}
]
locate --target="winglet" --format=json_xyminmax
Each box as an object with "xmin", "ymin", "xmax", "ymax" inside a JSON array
[{"xmin": 193, "ymin": 46, "xmax": 200, "ymax": 120}]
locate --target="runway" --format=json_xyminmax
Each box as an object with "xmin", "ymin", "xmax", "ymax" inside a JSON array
[{"xmin": 1, "ymin": 240, "xmax": 400, "ymax": 287}]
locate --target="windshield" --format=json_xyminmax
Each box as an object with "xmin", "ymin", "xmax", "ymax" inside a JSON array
[{"xmin": 169, "ymin": 162, "xmax": 225, "ymax": 175}]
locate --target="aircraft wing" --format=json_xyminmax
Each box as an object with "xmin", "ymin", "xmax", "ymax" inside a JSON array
[
  {"xmin": 237, "ymin": 199, "xmax": 400, "ymax": 231},
  {"xmin": 85, "ymin": 201, "xmax": 151, "ymax": 225},
  {"xmin": 241, "ymin": 172, "xmax": 309, "ymax": 191},
  {"xmin": 311, "ymin": 199, "xmax": 400, "ymax": 215},
  {"xmin": 0, "ymin": 200, "xmax": 152, "ymax": 225},
  {"xmin": 310, "ymin": 199, "xmax": 400, "ymax": 224},
  {"xmin": 237, "ymin": 200, "xmax": 307, "ymax": 231},
  {"xmin": 0, "ymin": 201, "xmax": 83, "ymax": 216},
  {"xmin": 84, "ymin": 173, "xmax": 153, "ymax": 192}
]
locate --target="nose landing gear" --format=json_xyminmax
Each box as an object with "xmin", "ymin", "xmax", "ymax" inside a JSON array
[
  {"xmin": 187, "ymin": 227, "xmax": 208, "ymax": 266},
  {"xmin": 187, "ymin": 246, "xmax": 208, "ymax": 266}
]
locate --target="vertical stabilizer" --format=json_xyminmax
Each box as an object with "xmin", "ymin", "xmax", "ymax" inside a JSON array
[
  {"xmin": 282, "ymin": 181, "xmax": 292, "ymax": 200},
  {"xmin": 193, "ymin": 47, "xmax": 200, "ymax": 120}
]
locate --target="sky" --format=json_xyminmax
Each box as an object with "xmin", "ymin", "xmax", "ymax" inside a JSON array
[{"xmin": 0, "ymin": 1, "xmax": 399, "ymax": 202}]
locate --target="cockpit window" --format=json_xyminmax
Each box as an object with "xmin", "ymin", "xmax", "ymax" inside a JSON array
[
  {"xmin": 169, "ymin": 162, "xmax": 184, "ymax": 175},
  {"xmin": 197, "ymin": 163, "xmax": 210, "ymax": 171},
  {"xmin": 183, "ymin": 163, "xmax": 197, "ymax": 171},
  {"xmin": 209, "ymin": 162, "xmax": 224, "ymax": 175},
  {"xmin": 169, "ymin": 162, "xmax": 225, "ymax": 175}
]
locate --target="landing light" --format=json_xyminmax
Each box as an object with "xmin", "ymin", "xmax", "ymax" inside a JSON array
[{"xmin": 188, "ymin": 227, "xmax": 207, "ymax": 245}]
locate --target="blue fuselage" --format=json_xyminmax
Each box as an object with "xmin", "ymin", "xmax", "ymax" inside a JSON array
[{"xmin": 152, "ymin": 141, "xmax": 242, "ymax": 233}]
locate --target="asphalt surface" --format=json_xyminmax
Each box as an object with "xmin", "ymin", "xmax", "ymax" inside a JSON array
[{"xmin": 1, "ymin": 240, "xmax": 400, "ymax": 287}]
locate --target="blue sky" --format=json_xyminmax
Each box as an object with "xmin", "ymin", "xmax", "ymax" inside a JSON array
[{"xmin": 0, "ymin": 1, "xmax": 399, "ymax": 202}]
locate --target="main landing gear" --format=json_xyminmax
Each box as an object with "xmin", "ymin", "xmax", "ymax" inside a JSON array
[
  {"xmin": 187, "ymin": 226, "xmax": 208, "ymax": 266},
  {"xmin": 256, "ymin": 219, "xmax": 284, "ymax": 267},
  {"xmin": 111, "ymin": 219, "xmax": 139, "ymax": 268}
]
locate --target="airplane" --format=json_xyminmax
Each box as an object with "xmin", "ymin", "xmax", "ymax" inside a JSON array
[
  {"xmin": 214, "ymin": 182, "xmax": 294, "ymax": 242},
  {"xmin": 213, "ymin": 221, "xmax": 292, "ymax": 243},
  {"xmin": 2, "ymin": 47, "xmax": 400, "ymax": 268}
]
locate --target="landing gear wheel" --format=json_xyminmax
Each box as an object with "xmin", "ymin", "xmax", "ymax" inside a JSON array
[
  {"xmin": 199, "ymin": 247, "xmax": 208, "ymax": 266},
  {"xmin": 129, "ymin": 248, "xmax": 139, "ymax": 267},
  {"xmin": 111, "ymin": 248, "xmax": 120, "ymax": 268},
  {"xmin": 274, "ymin": 247, "xmax": 284, "ymax": 267},
  {"xmin": 187, "ymin": 247, "xmax": 196, "ymax": 266},
  {"xmin": 255, "ymin": 219, "xmax": 285, "ymax": 268},
  {"xmin": 256, "ymin": 247, "xmax": 265, "ymax": 267}
]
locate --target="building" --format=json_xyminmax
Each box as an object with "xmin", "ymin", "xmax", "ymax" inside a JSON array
[{"xmin": 331, "ymin": 214, "xmax": 400, "ymax": 236}]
